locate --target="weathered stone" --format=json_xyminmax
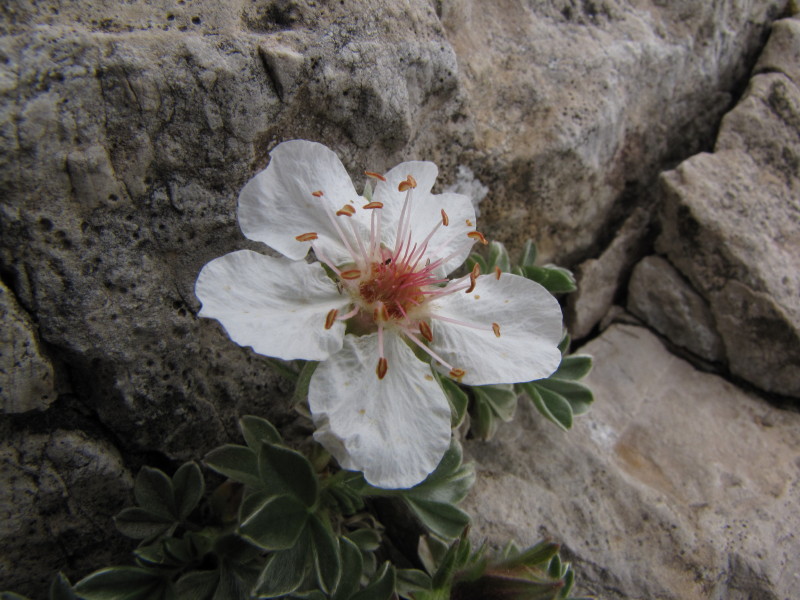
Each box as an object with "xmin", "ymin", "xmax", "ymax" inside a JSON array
[
  {"xmin": 627, "ymin": 255, "xmax": 725, "ymax": 362},
  {"xmin": 464, "ymin": 325, "xmax": 800, "ymax": 600},
  {"xmin": 0, "ymin": 425, "xmax": 134, "ymax": 594},
  {"xmin": 0, "ymin": 280, "xmax": 56, "ymax": 413},
  {"xmin": 657, "ymin": 30, "xmax": 800, "ymax": 397},
  {"xmin": 565, "ymin": 207, "xmax": 651, "ymax": 339},
  {"xmin": 755, "ymin": 17, "xmax": 800, "ymax": 85}
]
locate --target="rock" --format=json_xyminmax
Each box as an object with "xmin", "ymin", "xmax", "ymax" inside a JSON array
[
  {"xmin": 0, "ymin": 425, "xmax": 134, "ymax": 594},
  {"xmin": 755, "ymin": 17, "xmax": 800, "ymax": 85},
  {"xmin": 657, "ymin": 18, "xmax": 800, "ymax": 398},
  {"xmin": 463, "ymin": 325, "xmax": 800, "ymax": 600},
  {"xmin": 627, "ymin": 255, "xmax": 725, "ymax": 362},
  {"xmin": 565, "ymin": 207, "xmax": 651, "ymax": 339},
  {"xmin": 0, "ymin": 280, "xmax": 56, "ymax": 413}
]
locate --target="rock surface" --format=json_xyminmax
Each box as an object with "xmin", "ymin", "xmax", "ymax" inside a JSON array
[
  {"xmin": 657, "ymin": 16, "xmax": 800, "ymax": 398},
  {"xmin": 627, "ymin": 254, "xmax": 725, "ymax": 363},
  {"xmin": 464, "ymin": 325, "xmax": 800, "ymax": 600},
  {"xmin": 0, "ymin": 280, "xmax": 56, "ymax": 413}
]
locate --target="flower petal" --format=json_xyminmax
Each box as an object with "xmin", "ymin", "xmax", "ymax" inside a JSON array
[
  {"xmin": 429, "ymin": 274, "xmax": 563, "ymax": 385},
  {"xmin": 195, "ymin": 250, "xmax": 349, "ymax": 361},
  {"xmin": 309, "ymin": 332, "xmax": 451, "ymax": 489},
  {"xmin": 238, "ymin": 140, "xmax": 370, "ymax": 264},
  {"xmin": 373, "ymin": 162, "xmax": 476, "ymax": 275}
]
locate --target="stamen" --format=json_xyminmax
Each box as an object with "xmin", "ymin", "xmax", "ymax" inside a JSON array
[
  {"xmin": 398, "ymin": 174, "xmax": 417, "ymax": 192},
  {"xmin": 325, "ymin": 309, "xmax": 338, "ymax": 330},
  {"xmin": 312, "ymin": 190, "xmax": 324, "ymax": 197},
  {"xmin": 492, "ymin": 322, "xmax": 501, "ymax": 337},
  {"xmin": 376, "ymin": 357, "xmax": 388, "ymax": 380},
  {"xmin": 494, "ymin": 266, "xmax": 502, "ymax": 280},
  {"xmin": 466, "ymin": 263, "xmax": 480, "ymax": 294},
  {"xmin": 362, "ymin": 201, "xmax": 384, "ymax": 209},
  {"xmin": 430, "ymin": 313, "xmax": 494, "ymax": 332},
  {"xmin": 295, "ymin": 232, "xmax": 318, "ymax": 242},
  {"xmin": 449, "ymin": 368, "xmax": 466, "ymax": 382},
  {"xmin": 441, "ymin": 209, "xmax": 449, "ymax": 226},
  {"xmin": 340, "ymin": 269, "xmax": 361, "ymax": 280},
  {"xmin": 338, "ymin": 306, "xmax": 360, "ymax": 320},
  {"xmin": 336, "ymin": 204, "xmax": 356, "ymax": 217},
  {"xmin": 419, "ymin": 321, "xmax": 433, "ymax": 343},
  {"xmin": 467, "ymin": 231, "xmax": 488, "ymax": 245},
  {"xmin": 404, "ymin": 330, "xmax": 455, "ymax": 371},
  {"xmin": 365, "ymin": 171, "xmax": 387, "ymax": 182}
]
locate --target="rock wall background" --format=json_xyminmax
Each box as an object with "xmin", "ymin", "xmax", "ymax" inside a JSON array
[{"xmin": 1, "ymin": 1, "xmax": 798, "ymax": 598}]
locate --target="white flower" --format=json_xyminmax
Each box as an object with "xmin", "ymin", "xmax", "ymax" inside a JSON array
[{"xmin": 196, "ymin": 140, "xmax": 563, "ymax": 489}]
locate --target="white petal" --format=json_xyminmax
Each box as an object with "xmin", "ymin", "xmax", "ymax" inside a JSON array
[
  {"xmin": 309, "ymin": 332, "xmax": 451, "ymax": 489},
  {"xmin": 195, "ymin": 250, "xmax": 350, "ymax": 361},
  {"xmin": 373, "ymin": 162, "xmax": 477, "ymax": 275},
  {"xmin": 238, "ymin": 140, "xmax": 370, "ymax": 264},
  {"xmin": 429, "ymin": 274, "xmax": 563, "ymax": 385}
]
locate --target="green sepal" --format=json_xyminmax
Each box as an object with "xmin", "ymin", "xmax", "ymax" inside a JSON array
[
  {"xmin": 519, "ymin": 265, "xmax": 577, "ymax": 294},
  {"xmin": 557, "ymin": 332, "xmax": 571, "ymax": 355},
  {"xmin": 114, "ymin": 507, "xmax": 174, "ymax": 542},
  {"xmin": 49, "ymin": 573, "xmax": 77, "ymax": 600},
  {"xmin": 204, "ymin": 444, "xmax": 262, "ymax": 489},
  {"xmin": 73, "ymin": 567, "xmax": 174, "ymax": 600},
  {"xmin": 350, "ymin": 562, "xmax": 395, "ymax": 600},
  {"xmin": 548, "ymin": 554, "xmax": 564, "ymax": 580},
  {"xmin": 239, "ymin": 494, "xmax": 309, "ymax": 551},
  {"xmin": 406, "ymin": 441, "xmax": 475, "ymax": 505},
  {"xmin": 173, "ymin": 462, "xmax": 205, "ymax": 521},
  {"xmin": 308, "ymin": 515, "xmax": 341, "ymax": 593},
  {"xmin": 487, "ymin": 240, "xmax": 511, "ymax": 272},
  {"xmin": 519, "ymin": 240, "xmax": 538, "ymax": 268},
  {"xmin": 551, "ymin": 355, "xmax": 592, "ymax": 381},
  {"xmin": 240, "ymin": 415, "xmax": 282, "ymax": 451},
  {"xmin": 258, "ymin": 442, "xmax": 319, "ymax": 508},
  {"xmin": 452, "ymin": 574, "xmax": 565, "ymax": 600},
  {"xmin": 332, "ymin": 537, "xmax": 363, "ymax": 600},
  {"xmin": 134, "ymin": 467, "xmax": 177, "ymax": 521},
  {"xmin": 253, "ymin": 529, "xmax": 312, "ymax": 598}
]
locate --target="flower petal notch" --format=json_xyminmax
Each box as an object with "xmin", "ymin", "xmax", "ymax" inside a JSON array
[{"xmin": 195, "ymin": 140, "xmax": 564, "ymax": 489}]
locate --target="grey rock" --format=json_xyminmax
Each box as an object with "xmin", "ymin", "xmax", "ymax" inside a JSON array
[
  {"xmin": 0, "ymin": 280, "xmax": 56, "ymax": 413},
  {"xmin": 657, "ymin": 38, "xmax": 800, "ymax": 397},
  {"xmin": 755, "ymin": 17, "xmax": 800, "ymax": 85},
  {"xmin": 565, "ymin": 207, "xmax": 651, "ymax": 339},
  {"xmin": 627, "ymin": 255, "xmax": 725, "ymax": 362},
  {"xmin": 0, "ymin": 425, "xmax": 134, "ymax": 594},
  {"xmin": 463, "ymin": 325, "xmax": 800, "ymax": 600}
]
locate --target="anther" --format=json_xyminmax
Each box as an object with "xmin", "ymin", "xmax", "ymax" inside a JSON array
[
  {"xmin": 336, "ymin": 204, "xmax": 356, "ymax": 217},
  {"xmin": 295, "ymin": 232, "xmax": 318, "ymax": 242},
  {"xmin": 449, "ymin": 368, "xmax": 466, "ymax": 382},
  {"xmin": 492, "ymin": 322, "xmax": 501, "ymax": 338},
  {"xmin": 312, "ymin": 190, "xmax": 324, "ymax": 197},
  {"xmin": 325, "ymin": 309, "xmax": 338, "ymax": 330},
  {"xmin": 466, "ymin": 262, "xmax": 480, "ymax": 294},
  {"xmin": 362, "ymin": 201, "xmax": 384, "ymax": 209},
  {"xmin": 398, "ymin": 174, "xmax": 417, "ymax": 192},
  {"xmin": 494, "ymin": 266, "xmax": 502, "ymax": 280},
  {"xmin": 376, "ymin": 357, "xmax": 388, "ymax": 380},
  {"xmin": 419, "ymin": 321, "xmax": 433, "ymax": 343},
  {"xmin": 441, "ymin": 209, "xmax": 449, "ymax": 226},
  {"xmin": 340, "ymin": 269, "xmax": 361, "ymax": 280},
  {"xmin": 365, "ymin": 171, "xmax": 387, "ymax": 182},
  {"xmin": 467, "ymin": 231, "xmax": 488, "ymax": 245}
]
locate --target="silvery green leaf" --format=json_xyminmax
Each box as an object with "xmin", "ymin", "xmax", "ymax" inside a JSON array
[
  {"xmin": 257, "ymin": 443, "xmax": 319, "ymax": 507},
  {"xmin": 522, "ymin": 382, "xmax": 573, "ymax": 431},
  {"xmin": 332, "ymin": 537, "xmax": 363, "ymax": 600},
  {"xmin": 473, "ymin": 384, "xmax": 517, "ymax": 422},
  {"xmin": 308, "ymin": 515, "xmax": 341, "ymax": 593},
  {"xmin": 290, "ymin": 362, "xmax": 318, "ymax": 411},
  {"xmin": 520, "ymin": 265, "xmax": 577, "ymax": 294},
  {"xmin": 239, "ymin": 495, "xmax": 309, "ymax": 551},
  {"xmin": 253, "ymin": 531, "xmax": 312, "ymax": 598},
  {"xmin": 535, "ymin": 379, "xmax": 594, "ymax": 415},
  {"xmin": 172, "ymin": 462, "xmax": 205, "ymax": 521},
  {"xmin": 114, "ymin": 507, "xmax": 174, "ymax": 541},
  {"xmin": 49, "ymin": 573, "xmax": 77, "ymax": 600},
  {"xmin": 204, "ymin": 445, "xmax": 262, "ymax": 489},
  {"xmin": 405, "ymin": 497, "xmax": 470, "ymax": 541},
  {"xmin": 436, "ymin": 373, "xmax": 468, "ymax": 428},
  {"xmin": 134, "ymin": 467, "xmax": 176, "ymax": 521},
  {"xmin": 240, "ymin": 415, "xmax": 282, "ymax": 451},
  {"xmin": 175, "ymin": 571, "xmax": 217, "ymax": 600},
  {"xmin": 74, "ymin": 567, "xmax": 173, "ymax": 600},
  {"xmin": 520, "ymin": 240, "xmax": 538, "ymax": 268},
  {"xmin": 487, "ymin": 240, "xmax": 511, "ymax": 272},
  {"xmin": 346, "ymin": 528, "xmax": 382, "ymax": 552},
  {"xmin": 552, "ymin": 355, "xmax": 592, "ymax": 381},
  {"xmin": 350, "ymin": 562, "xmax": 395, "ymax": 600}
]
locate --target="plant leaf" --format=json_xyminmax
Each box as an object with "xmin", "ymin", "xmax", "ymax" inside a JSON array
[
  {"xmin": 535, "ymin": 379, "xmax": 594, "ymax": 415},
  {"xmin": 521, "ymin": 383, "xmax": 573, "ymax": 431},
  {"xmin": 175, "ymin": 571, "xmax": 217, "ymax": 600},
  {"xmin": 487, "ymin": 240, "xmax": 511, "ymax": 272},
  {"xmin": 252, "ymin": 529, "xmax": 312, "ymax": 598},
  {"xmin": 73, "ymin": 567, "xmax": 171, "ymax": 600},
  {"xmin": 436, "ymin": 373, "xmax": 469, "ymax": 428},
  {"xmin": 291, "ymin": 362, "xmax": 319, "ymax": 410},
  {"xmin": 134, "ymin": 467, "xmax": 176, "ymax": 520},
  {"xmin": 405, "ymin": 497, "xmax": 470, "ymax": 540},
  {"xmin": 308, "ymin": 515, "xmax": 341, "ymax": 594},
  {"xmin": 239, "ymin": 494, "xmax": 309, "ymax": 551},
  {"xmin": 519, "ymin": 240, "xmax": 538, "ymax": 268},
  {"xmin": 172, "ymin": 462, "xmax": 205, "ymax": 521},
  {"xmin": 49, "ymin": 573, "xmax": 77, "ymax": 600},
  {"xmin": 258, "ymin": 442, "xmax": 319, "ymax": 507},
  {"xmin": 473, "ymin": 384, "xmax": 517, "ymax": 422},
  {"xmin": 350, "ymin": 562, "xmax": 395, "ymax": 600},
  {"xmin": 551, "ymin": 355, "xmax": 592, "ymax": 381},
  {"xmin": 520, "ymin": 265, "xmax": 577, "ymax": 294},
  {"xmin": 204, "ymin": 445, "xmax": 262, "ymax": 489},
  {"xmin": 333, "ymin": 536, "xmax": 363, "ymax": 600},
  {"xmin": 114, "ymin": 507, "xmax": 174, "ymax": 541},
  {"xmin": 240, "ymin": 415, "xmax": 282, "ymax": 452}
]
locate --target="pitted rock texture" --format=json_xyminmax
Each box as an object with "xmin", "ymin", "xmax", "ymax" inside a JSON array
[
  {"xmin": 464, "ymin": 325, "xmax": 800, "ymax": 600},
  {"xmin": 657, "ymin": 16, "xmax": 800, "ymax": 398}
]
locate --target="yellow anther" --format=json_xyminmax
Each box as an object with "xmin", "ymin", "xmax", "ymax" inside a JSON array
[
  {"xmin": 340, "ymin": 269, "xmax": 361, "ymax": 280},
  {"xmin": 312, "ymin": 190, "xmax": 324, "ymax": 197},
  {"xmin": 362, "ymin": 201, "xmax": 384, "ymax": 209},
  {"xmin": 295, "ymin": 232, "xmax": 318, "ymax": 242},
  {"xmin": 419, "ymin": 321, "xmax": 433, "ymax": 343},
  {"xmin": 449, "ymin": 368, "xmax": 466, "ymax": 382},
  {"xmin": 398, "ymin": 174, "xmax": 417, "ymax": 192},
  {"xmin": 492, "ymin": 322, "xmax": 501, "ymax": 338},
  {"xmin": 336, "ymin": 204, "xmax": 356, "ymax": 217},
  {"xmin": 365, "ymin": 171, "xmax": 387, "ymax": 182},
  {"xmin": 376, "ymin": 357, "xmax": 388, "ymax": 380},
  {"xmin": 466, "ymin": 262, "xmax": 480, "ymax": 294},
  {"xmin": 467, "ymin": 231, "xmax": 488, "ymax": 245},
  {"xmin": 325, "ymin": 309, "xmax": 338, "ymax": 330},
  {"xmin": 441, "ymin": 209, "xmax": 449, "ymax": 226}
]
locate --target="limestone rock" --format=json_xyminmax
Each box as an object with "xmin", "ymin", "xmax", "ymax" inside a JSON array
[
  {"xmin": 627, "ymin": 255, "xmax": 725, "ymax": 362},
  {"xmin": 463, "ymin": 325, "xmax": 800, "ymax": 600},
  {"xmin": 657, "ymin": 20, "xmax": 800, "ymax": 397},
  {"xmin": 0, "ymin": 425, "xmax": 134, "ymax": 594},
  {"xmin": 565, "ymin": 207, "xmax": 651, "ymax": 339},
  {"xmin": 0, "ymin": 280, "xmax": 56, "ymax": 413},
  {"xmin": 755, "ymin": 17, "xmax": 800, "ymax": 85}
]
